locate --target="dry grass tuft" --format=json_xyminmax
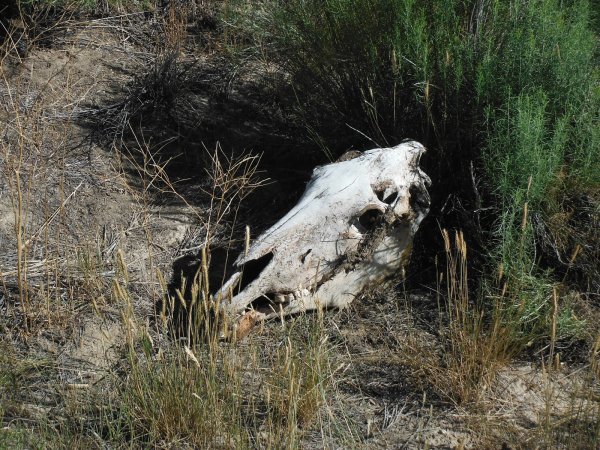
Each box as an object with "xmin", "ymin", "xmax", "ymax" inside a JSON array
[{"xmin": 397, "ymin": 230, "xmax": 513, "ymax": 406}]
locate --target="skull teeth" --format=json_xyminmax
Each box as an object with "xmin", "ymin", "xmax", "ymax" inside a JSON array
[{"xmin": 270, "ymin": 289, "xmax": 312, "ymax": 304}]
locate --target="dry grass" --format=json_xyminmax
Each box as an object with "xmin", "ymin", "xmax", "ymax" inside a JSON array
[
  {"xmin": 355, "ymin": 229, "xmax": 600, "ymax": 447},
  {"xmin": 0, "ymin": 15, "xmax": 337, "ymax": 445},
  {"xmin": 384, "ymin": 230, "xmax": 514, "ymax": 407}
]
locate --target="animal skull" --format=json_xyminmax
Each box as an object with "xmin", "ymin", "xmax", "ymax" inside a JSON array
[{"xmin": 217, "ymin": 141, "xmax": 431, "ymax": 321}]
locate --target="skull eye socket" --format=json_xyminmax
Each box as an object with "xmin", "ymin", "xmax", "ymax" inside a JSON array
[
  {"xmin": 374, "ymin": 188, "xmax": 398, "ymax": 205},
  {"xmin": 358, "ymin": 208, "xmax": 384, "ymax": 231},
  {"xmin": 238, "ymin": 251, "xmax": 274, "ymax": 292}
]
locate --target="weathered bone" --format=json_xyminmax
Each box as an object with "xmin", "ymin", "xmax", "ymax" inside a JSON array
[{"xmin": 217, "ymin": 141, "xmax": 430, "ymax": 321}]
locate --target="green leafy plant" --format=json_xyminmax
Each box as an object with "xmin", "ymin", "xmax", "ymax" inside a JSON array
[{"xmin": 226, "ymin": 0, "xmax": 599, "ymax": 346}]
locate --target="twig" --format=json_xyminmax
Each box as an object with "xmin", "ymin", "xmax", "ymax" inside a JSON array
[{"xmin": 345, "ymin": 123, "xmax": 381, "ymax": 148}]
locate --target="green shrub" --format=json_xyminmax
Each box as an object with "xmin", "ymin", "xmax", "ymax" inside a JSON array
[{"xmin": 227, "ymin": 0, "xmax": 599, "ymax": 345}]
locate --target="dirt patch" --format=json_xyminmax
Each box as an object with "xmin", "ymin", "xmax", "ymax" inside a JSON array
[{"xmin": 60, "ymin": 317, "xmax": 123, "ymax": 379}]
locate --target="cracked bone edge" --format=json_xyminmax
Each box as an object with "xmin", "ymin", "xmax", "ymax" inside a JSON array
[{"xmin": 232, "ymin": 310, "xmax": 263, "ymax": 341}]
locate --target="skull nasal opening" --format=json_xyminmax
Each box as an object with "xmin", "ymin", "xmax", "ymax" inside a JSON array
[
  {"xmin": 358, "ymin": 208, "xmax": 384, "ymax": 231},
  {"xmin": 409, "ymin": 185, "xmax": 430, "ymax": 212},
  {"xmin": 238, "ymin": 252, "xmax": 274, "ymax": 292}
]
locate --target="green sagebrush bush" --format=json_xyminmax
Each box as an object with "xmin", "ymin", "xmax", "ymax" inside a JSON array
[{"xmin": 227, "ymin": 0, "xmax": 599, "ymax": 344}]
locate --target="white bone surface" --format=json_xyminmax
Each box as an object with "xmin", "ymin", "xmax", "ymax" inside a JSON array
[{"xmin": 218, "ymin": 141, "xmax": 431, "ymax": 319}]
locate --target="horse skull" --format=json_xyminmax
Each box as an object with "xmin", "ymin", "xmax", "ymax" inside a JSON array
[{"xmin": 217, "ymin": 141, "xmax": 431, "ymax": 322}]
